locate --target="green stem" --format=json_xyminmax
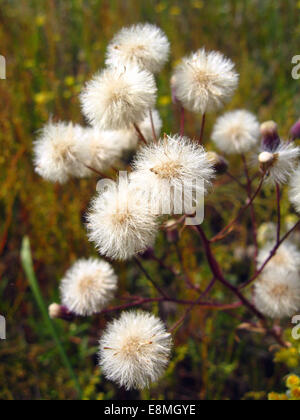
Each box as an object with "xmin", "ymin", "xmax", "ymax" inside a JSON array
[{"xmin": 20, "ymin": 237, "xmax": 83, "ymax": 399}]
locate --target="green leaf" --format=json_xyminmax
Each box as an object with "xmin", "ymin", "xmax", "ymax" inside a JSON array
[{"xmin": 20, "ymin": 237, "xmax": 83, "ymax": 399}]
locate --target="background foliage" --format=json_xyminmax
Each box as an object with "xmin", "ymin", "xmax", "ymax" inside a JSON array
[{"xmin": 1, "ymin": 0, "xmax": 300, "ymax": 400}]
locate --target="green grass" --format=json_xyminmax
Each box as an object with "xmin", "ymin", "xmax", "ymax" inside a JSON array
[{"xmin": 21, "ymin": 237, "xmax": 83, "ymax": 399}]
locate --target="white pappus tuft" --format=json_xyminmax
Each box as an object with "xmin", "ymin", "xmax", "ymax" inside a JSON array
[
  {"xmin": 33, "ymin": 121, "xmax": 90, "ymax": 184},
  {"xmin": 105, "ymin": 23, "xmax": 170, "ymax": 74},
  {"xmin": 172, "ymin": 49, "xmax": 239, "ymax": 114},
  {"xmin": 130, "ymin": 134, "xmax": 215, "ymax": 215},
  {"xmin": 79, "ymin": 127, "xmax": 123, "ymax": 172},
  {"xmin": 254, "ymin": 242, "xmax": 300, "ymax": 319},
  {"xmin": 211, "ymin": 110, "xmax": 260, "ymax": 154},
  {"xmin": 99, "ymin": 311, "xmax": 172, "ymax": 390},
  {"xmin": 86, "ymin": 178, "xmax": 159, "ymax": 261},
  {"xmin": 258, "ymin": 142, "xmax": 300, "ymax": 185},
  {"xmin": 80, "ymin": 65, "xmax": 157, "ymax": 130},
  {"xmin": 60, "ymin": 258, "xmax": 118, "ymax": 316}
]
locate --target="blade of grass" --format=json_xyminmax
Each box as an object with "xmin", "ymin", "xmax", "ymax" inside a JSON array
[{"xmin": 20, "ymin": 236, "xmax": 83, "ymax": 399}]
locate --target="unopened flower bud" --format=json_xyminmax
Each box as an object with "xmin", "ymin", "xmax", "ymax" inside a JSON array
[
  {"xmin": 290, "ymin": 119, "xmax": 300, "ymax": 140},
  {"xmin": 260, "ymin": 121, "xmax": 280, "ymax": 152},
  {"xmin": 140, "ymin": 247, "xmax": 156, "ymax": 261},
  {"xmin": 207, "ymin": 151, "xmax": 228, "ymax": 174},
  {"xmin": 165, "ymin": 220, "xmax": 179, "ymax": 243},
  {"xmin": 48, "ymin": 303, "xmax": 74, "ymax": 321}
]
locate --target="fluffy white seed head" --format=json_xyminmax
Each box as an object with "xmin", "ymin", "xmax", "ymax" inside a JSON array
[
  {"xmin": 60, "ymin": 258, "xmax": 117, "ymax": 316},
  {"xmin": 80, "ymin": 65, "xmax": 157, "ymax": 130},
  {"xmin": 105, "ymin": 23, "xmax": 170, "ymax": 74},
  {"xmin": 255, "ymin": 242, "xmax": 300, "ymax": 318},
  {"xmin": 172, "ymin": 49, "xmax": 239, "ymax": 114},
  {"xmin": 257, "ymin": 222, "xmax": 277, "ymax": 245},
  {"xmin": 33, "ymin": 121, "xmax": 90, "ymax": 183},
  {"xmin": 99, "ymin": 311, "xmax": 172, "ymax": 390},
  {"xmin": 211, "ymin": 110, "xmax": 260, "ymax": 154},
  {"xmin": 79, "ymin": 127, "xmax": 122, "ymax": 172},
  {"xmin": 260, "ymin": 143, "xmax": 300, "ymax": 185},
  {"xmin": 254, "ymin": 271, "xmax": 300, "ymax": 319},
  {"xmin": 131, "ymin": 134, "xmax": 215, "ymax": 215},
  {"xmin": 86, "ymin": 178, "xmax": 159, "ymax": 261},
  {"xmin": 289, "ymin": 165, "xmax": 300, "ymax": 214},
  {"xmin": 258, "ymin": 242, "xmax": 300, "ymax": 276}
]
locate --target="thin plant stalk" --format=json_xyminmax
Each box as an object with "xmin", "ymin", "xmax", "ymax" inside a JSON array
[
  {"xmin": 149, "ymin": 109, "xmax": 158, "ymax": 143},
  {"xmin": 276, "ymin": 183, "xmax": 281, "ymax": 243},
  {"xmin": 193, "ymin": 226, "xmax": 287, "ymax": 347},
  {"xmin": 242, "ymin": 154, "xmax": 258, "ymax": 267},
  {"xmin": 211, "ymin": 175, "xmax": 265, "ymax": 243},
  {"xmin": 133, "ymin": 123, "xmax": 148, "ymax": 145},
  {"xmin": 21, "ymin": 237, "xmax": 83, "ymax": 399},
  {"xmin": 180, "ymin": 106, "xmax": 185, "ymax": 137},
  {"xmin": 199, "ymin": 113, "xmax": 206, "ymax": 144},
  {"xmin": 239, "ymin": 220, "xmax": 300, "ymax": 290}
]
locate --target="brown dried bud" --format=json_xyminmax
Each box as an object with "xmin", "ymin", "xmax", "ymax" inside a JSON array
[
  {"xmin": 140, "ymin": 247, "xmax": 156, "ymax": 260},
  {"xmin": 260, "ymin": 121, "xmax": 280, "ymax": 152},
  {"xmin": 207, "ymin": 151, "xmax": 228, "ymax": 174}
]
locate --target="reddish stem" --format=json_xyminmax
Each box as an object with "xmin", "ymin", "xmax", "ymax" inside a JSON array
[
  {"xmin": 211, "ymin": 175, "xmax": 265, "ymax": 243},
  {"xmin": 180, "ymin": 106, "xmax": 185, "ymax": 137},
  {"xmin": 193, "ymin": 225, "xmax": 287, "ymax": 347},
  {"xmin": 239, "ymin": 220, "xmax": 300, "ymax": 290},
  {"xmin": 199, "ymin": 113, "xmax": 206, "ymax": 144},
  {"xmin": 149, "ymin": 109, "xmax": 158, "ymax": 143},
  {"xmin": 174, "ymin": 242, "xmax": 200, "ymax": 292},
  {"xmin": 226, "ymin": 171, "xmax": 246, "ymax": 190},
  {"xmin": 101, "ymin": 296, "xmax": 242, "ymax": 318},
  {"xmin": 133, "ymin": 123, "xmax": 148, "ymax": 146},
  {"xmin": 83, "ymin": 164, "xmax": 113, "ymax": 180},
  {"xmin": 134, "ymin": 257, "xmax": 169, "ymax": 299},
  {"xmin": 194, "ymin": 226, "xmax": 264, "ymax": 318},
  {"xmin": 276, "ymin": 183, "xmax": 281, "ymax": 244},
  {"xmin": 242, "ymin": 154, "xmax": 258, "ymax": 267}
]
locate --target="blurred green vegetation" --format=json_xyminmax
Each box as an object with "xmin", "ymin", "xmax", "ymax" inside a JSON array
[{"xmin": 1, "ymin": 0, "xmax": 300, "ymax": 400}]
